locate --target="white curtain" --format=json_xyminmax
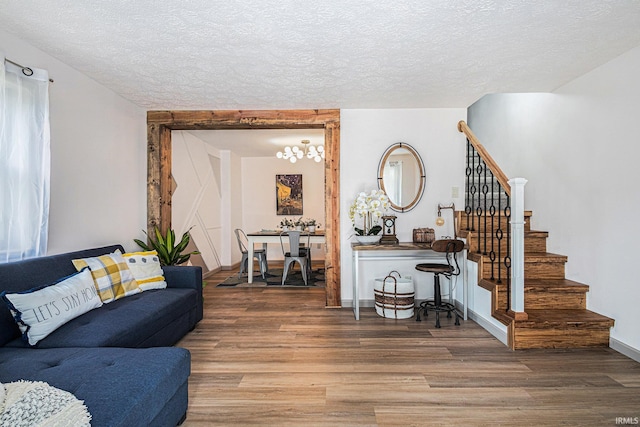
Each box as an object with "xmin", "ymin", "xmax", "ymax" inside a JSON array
[{"xmin": 0, "ymin": 57, "xmax": 51, "ymax": 263}]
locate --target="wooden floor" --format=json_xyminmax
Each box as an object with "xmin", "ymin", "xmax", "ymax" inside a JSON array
[{"xmin": 177, "ymin": 269, "xmax": 640, "ymax": 426}]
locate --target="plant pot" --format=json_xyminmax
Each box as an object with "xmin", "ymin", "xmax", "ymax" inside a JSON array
[
  {"xmin": 281, "ymin": 226, "xmax": 289, "ymax": 231},
  {"xmin": 308, "ymin": 226, "xmax": 316, "ymax": 233},
  {"xmin": 355, "ymin": 235, "xmax": 381, "ymax": 244},
  {"xmin": 295, "ymin": 226, "xmax": 303, "ymax": 231}
]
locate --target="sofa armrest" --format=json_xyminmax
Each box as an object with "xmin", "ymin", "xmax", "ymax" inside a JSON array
[{"xmin": 162, "ymin": 266, "xmax": 203, "ymax": 324}]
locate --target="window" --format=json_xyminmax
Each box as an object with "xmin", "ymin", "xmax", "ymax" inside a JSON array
[{"xmin": 0, "ymin": 58, "xmax": 51, "ymax": 262}]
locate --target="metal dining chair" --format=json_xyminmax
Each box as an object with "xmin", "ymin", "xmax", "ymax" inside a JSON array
[
  {"xmin": 279, "ymin": 231, "xmax": 311, "ymax": 285},
  {"xmin": 235, "ymin": 229, "xmax": 268, "ymax": 279}
]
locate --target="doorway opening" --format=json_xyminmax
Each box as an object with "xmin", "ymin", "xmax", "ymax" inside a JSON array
[{"xmin": 146, "ymin": 110, "xmax": 341, "ymax": 307}]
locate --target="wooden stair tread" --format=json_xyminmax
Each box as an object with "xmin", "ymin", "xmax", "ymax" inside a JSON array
[
  {"xmin": 524, "ymin": 279, "xmax": 589, "ymax": 293},
  {"xmin": 459, "ymin": 229, "xmax": 548, "ymax": 237},
  {"xmin": 526, "ymin": 230, "xmax": 549, "ymax": 237},
  {"xmin": 517, "ymin": 309, "xmax": 614, "ymax": 328},
  {"xmin": 524, "ymin": 252, "xmax": 568, "ymax": 262},
  {"xmin": 470, "ymin": 252, "xmax": 566, "ymax": 264},
  {"xmin": 479, "ymin": 278, "xmax": 589, "ymax": 292}
]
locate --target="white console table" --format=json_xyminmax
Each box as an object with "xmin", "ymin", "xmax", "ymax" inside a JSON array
[{"xmin": 351, "ymin": 242, "xmax": 467, "ymax": 320}]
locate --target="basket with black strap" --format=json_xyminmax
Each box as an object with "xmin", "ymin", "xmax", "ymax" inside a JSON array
[{"xmin": 374, "ymin": 271, "xmax": 415, "ymax": 319}]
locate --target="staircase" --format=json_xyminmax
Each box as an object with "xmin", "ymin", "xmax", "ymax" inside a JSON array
[{"xmin": 457, "ymin": 121, "xmax": 614, "ymax": 350}]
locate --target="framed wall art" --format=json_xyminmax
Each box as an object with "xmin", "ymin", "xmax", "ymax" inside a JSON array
[{"xmin": 276, "ymin": 174, "xmax": 303, "ymax": 215}]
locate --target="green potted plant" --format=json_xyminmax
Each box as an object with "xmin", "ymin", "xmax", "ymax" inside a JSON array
[
  {"xmin": 294, "ymin": 217, "xmax": 305, "ymax": 231},
  {"xmin": 134, "ymin": 226, "xmax": 200, "ymax": 266}
]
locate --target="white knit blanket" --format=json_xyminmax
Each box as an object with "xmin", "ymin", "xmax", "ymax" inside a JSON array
[{"xmin": 0, "ymin": 380, "xmax": 91, "ymax": 427}]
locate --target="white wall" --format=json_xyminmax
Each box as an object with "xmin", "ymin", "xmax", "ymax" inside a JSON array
[
  {"xmin": 340, "ymin": 108, "xmax": 468, "ymax": 305},
  {"xmin": 467, "ymin": 45, "xmax": 640, "ymax": 355},
  {"xmin": 1, "ymin": 29, "xmax": 147, "ymax": 255},
  {"xmin": 172, "ymin": 131, "xmax": 223, "ymax": 272},
  {"xmin": 241, "ymin": 157, "xmax": 325, "ymax": 262}
]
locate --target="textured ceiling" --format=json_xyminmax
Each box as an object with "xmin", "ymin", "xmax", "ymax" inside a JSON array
[
  {"xmin": 1, "ymin": 1, "xmax": 640, "ymax": 110},
  {"xmin": 186, "ymin": 129, "xmax": 326, "ymax": 157}
]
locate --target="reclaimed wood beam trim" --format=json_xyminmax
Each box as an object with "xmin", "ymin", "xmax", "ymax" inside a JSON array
[
  {"xmin": 147, "ymin": 109, "xmax": 341, "ymax": 307},
  {"xmin": 147, "ymin": 109, "xmax": 339, "ymax": 129},
  {"xmin": 324, "ymin": 120, "xmax": 340, "ymax": 307},
  {"xmin": 147, "ymin": 123, "xmax": 172, "ymax": 238}
]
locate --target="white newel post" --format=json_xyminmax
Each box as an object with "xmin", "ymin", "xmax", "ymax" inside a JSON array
[{"xmin": 508, "ymin": 178, "xmax": 527, "ymax": 313}]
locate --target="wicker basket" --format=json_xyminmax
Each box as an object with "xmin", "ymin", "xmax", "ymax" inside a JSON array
[
  {"xmin": 374, "ymin": 271, "xmax": 415, "ymax": 319},
  {"xmin": 413, "ymin": 227, "xmax": 435, "ymax": 244}
]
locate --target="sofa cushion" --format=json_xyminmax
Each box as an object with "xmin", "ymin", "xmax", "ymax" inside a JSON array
[
  {"xmin": 1, "ymin": 269, "xmax": 102, "ymax": 346},
  {"xmin": 72, "ymin": 252, "xmax": 140, "ymax": 303},
  {"xmin": 120, "ymin": 250, "xmax": 167, "ymax": 291},
  {"xmin": 0, "ymin": 245, "xmax": 124, "ymax": 347},
  {"xmin": 0, "ymin": 346, "xmax": 190, "ymax": 427},
  {"xmin": 6, "ymin": 288, "xmax": 197, "ymax": 349}
]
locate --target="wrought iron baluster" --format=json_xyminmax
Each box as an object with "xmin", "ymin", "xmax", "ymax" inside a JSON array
[
  {"xmin": 489, "ymin": 173, "xmax": 496, "ymax": 281},
  {"xmin": 496, "ymin": 191, "xmax": 503, "ymax": 284},
  {"xmin": 475, "ymin": 160, "xmax": 484, "ymax": 254},
  {"xmin": 504, "ymin": 199, "xmax": 511, "ymax": 312},
  {"xmin": 465, "ymin": 139, "xmax": 472, "ymax": 231},
  {"xmin": 482, "ymin": 164, "xmax": 489, "ymax": 255},
  {"xmin": 470, "ymin": 142, "xmax": 477, "ymax": 234}
]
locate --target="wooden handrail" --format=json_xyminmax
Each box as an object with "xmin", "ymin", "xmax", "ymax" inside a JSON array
[{"xmin": 458, "ymin": 120, "xmax": 511, "ymax": 196}]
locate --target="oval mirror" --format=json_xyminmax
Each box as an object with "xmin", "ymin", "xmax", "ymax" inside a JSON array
[{"xmin": 377, "ymin": 142, "xmax": 426, "ymax": 212}]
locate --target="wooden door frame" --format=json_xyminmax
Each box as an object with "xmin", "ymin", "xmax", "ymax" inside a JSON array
[{"xmin": 146, "ymin": 109, "xmax": 341, "ymax": 307}]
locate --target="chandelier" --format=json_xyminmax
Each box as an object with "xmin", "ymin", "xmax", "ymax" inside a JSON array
[{"xmin": 276, "ymin": 140, "xmax": 325, "ymax": 163}]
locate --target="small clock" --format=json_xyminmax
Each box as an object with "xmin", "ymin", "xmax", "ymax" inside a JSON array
[{"xmin": 380, "ymin": 215, "xmax": 399, "ymax": 245}]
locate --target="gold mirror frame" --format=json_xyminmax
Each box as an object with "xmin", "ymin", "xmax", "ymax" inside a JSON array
[{"xmin": 377, "ymin": 142, "xmax": 426, "ymax": 212}]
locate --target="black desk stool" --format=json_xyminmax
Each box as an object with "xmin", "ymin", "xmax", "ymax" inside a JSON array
[{"xmin": 415, "ymin": 239, "xmax": 465, "ymax": 328}]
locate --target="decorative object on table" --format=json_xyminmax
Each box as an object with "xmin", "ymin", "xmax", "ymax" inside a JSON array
[
  {"xmin": 293, "ymin": 217, "xmax": 305, "ymax": 231},
  {"xmin": 279, "ymin": 217, "xmax": 294, "ymax": 231},
  {"xmin": 377, "ymin": 142, "xmax": 426, "ymax": 213},
  {"xmin": 276, "ymin": 139, "xmax": 325, "ymax": 163},
  {"xmin": 305, "ymin": 218, "xmax": 320, "ymax": 232},
  {"xmin": 380, "ymin": 215, "xmax": 399, "ymax": 245},
  {"xmin": 133, "ymin": 226, "xmax": 200, "ymax": 266},
  {"xmin": 349, "ymin": 189, "xmax": 390, "ymax": 244},
  {"xmin": 276, "ymin": 174, "xmax": 303, "ymax": 215},
  {"xmin": 435, "ymin": 203, "xmax": 457, "ymax": 238},
  {"xmin": 374, "ymin": 271, "xmax": 415, "ymax": 319},
  {"xmin": 413, "ymin": 227, "xmax": 435, "ymax": 244}
]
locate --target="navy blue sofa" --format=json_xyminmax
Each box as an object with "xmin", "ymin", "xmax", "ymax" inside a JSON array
[{"xmin": 0, "ymin": 244, "xmax": 203, "ymax": 426}]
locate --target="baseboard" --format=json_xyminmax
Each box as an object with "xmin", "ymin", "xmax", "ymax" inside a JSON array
[
  {"xmin": 610, "ymin": 337, "xmax": 640, "ymax": 363},
  {"xmin": 341, "ymin": 299, "xmax": 375, "ymax": 309},
  {"xmin": 467, "ymin": 308, "xmax": 508, "ymax": 346},
  {"xmin": 202, "ymin": 268, "xmax": 221, "ymax": 279},
  {"xmin": 219, "ymin": 261, "xmax": 242, "ymax": 271}
]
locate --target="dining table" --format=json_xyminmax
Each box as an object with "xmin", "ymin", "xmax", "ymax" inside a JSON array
[{"xmin": 245, "ymin": 230, "xmax": 326, "ymax": 283}]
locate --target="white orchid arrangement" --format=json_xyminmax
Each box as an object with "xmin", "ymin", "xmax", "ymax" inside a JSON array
[{"xmin": 349, "ymin": 189, "xmax": 390, "ymax": 236}]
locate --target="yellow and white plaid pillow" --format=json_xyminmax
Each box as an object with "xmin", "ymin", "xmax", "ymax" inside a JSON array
[
  {"xmin": 120, "ymin": 250, "xmax": 167, "ymax": 291},
  {"xmin": 72, "ymin": 252, "xmax": 140, "ymax": 303}
]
